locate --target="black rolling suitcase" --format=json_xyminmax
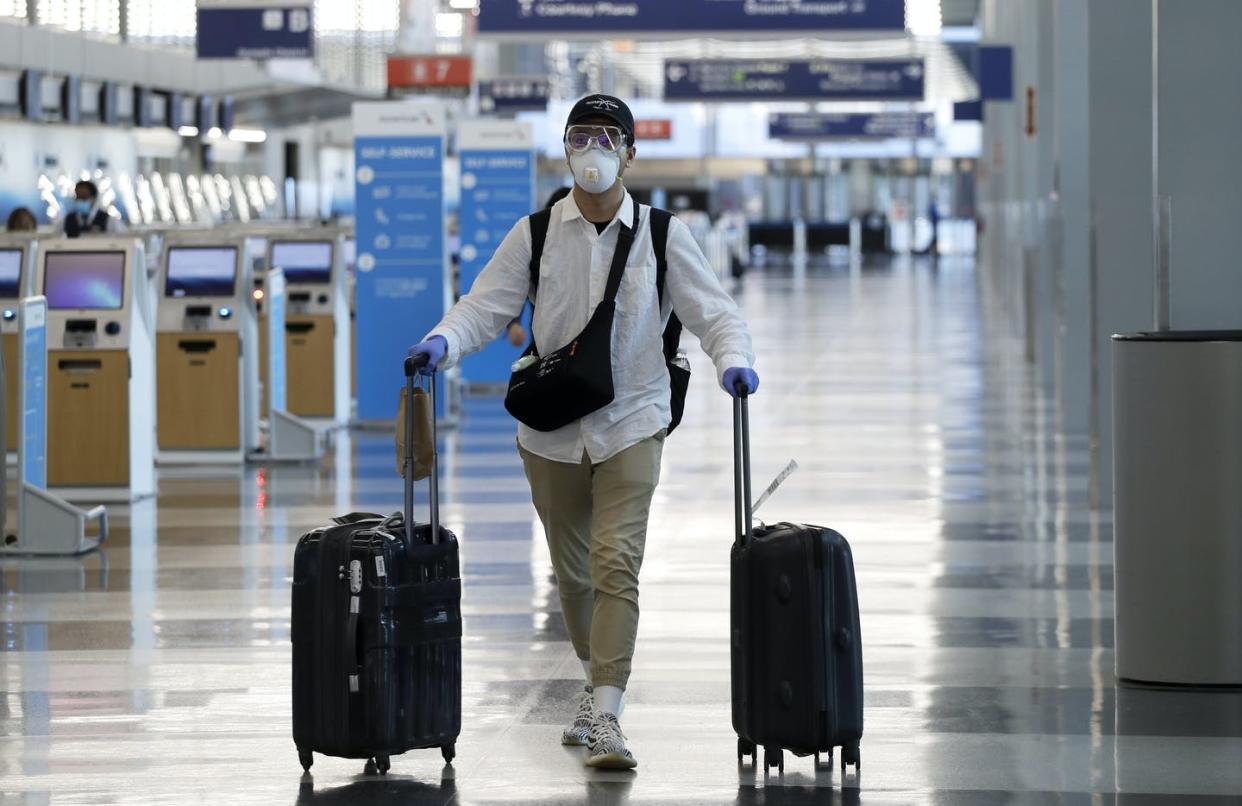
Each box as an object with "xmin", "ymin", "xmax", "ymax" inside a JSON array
[
  {"xmin": 291, "ymin": 356, "xmax": 461, "ymax": 775},
  {"xmin": 729, "ymin": 389, "xmax": 863, "ymax": 775}
]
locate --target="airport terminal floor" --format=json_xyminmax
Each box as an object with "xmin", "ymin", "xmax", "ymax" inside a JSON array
[{"xmin": 4, "ymin": 256, "xmax": 1240, "ymax": 805}]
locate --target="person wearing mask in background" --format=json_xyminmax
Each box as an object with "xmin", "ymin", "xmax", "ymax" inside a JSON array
[
  {"xmin": 6, "ymin": 207, "xmax": 37, "ymax": 232},
  {"xmin": 64, "ymin": 181, "xmax": 112, "ymax": 238},
  {"xmin": 407, "ymin": 95, "xmax": 758, "ymax": 770},
  {"xmin": 505, "ymin": 187, "xmax": 572, "ymax": 347}
]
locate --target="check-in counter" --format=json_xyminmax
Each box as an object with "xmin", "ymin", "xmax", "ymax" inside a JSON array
[
  {"xmin": 37, "ymin": 239, "xmax": 154, "ymax": 499},
  {"xmin": 266, "ymin": 233, "xmax": 350, "ymax": 425},
  {"xmin": 154, "ymin": 234, "xmax": 259, "ymax": 462},
  {"xmin": 0, "ymin": 235, "xmax": 38, "ymax": 452}
]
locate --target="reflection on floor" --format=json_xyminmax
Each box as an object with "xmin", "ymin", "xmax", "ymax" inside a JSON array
[{"xmin": 4, "ymin": 257, "xmax": 1242, "ymax": 805}]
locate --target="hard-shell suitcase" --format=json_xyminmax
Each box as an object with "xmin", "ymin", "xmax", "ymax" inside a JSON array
[
  {"xmin": 729, "ymin": 390, "xmax": 863, "ymax": 775},
  {"xmin": 291, "ymin": 356, "xmax": 461, "ymax": 774}
]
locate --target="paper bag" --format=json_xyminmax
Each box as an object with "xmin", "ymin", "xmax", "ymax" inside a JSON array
[{"xmin": 396, "ymin": 387, "xmax": 434, "ymax": 480}]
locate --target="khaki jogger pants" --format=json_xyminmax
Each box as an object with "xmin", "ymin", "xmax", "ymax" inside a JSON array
[{"xmin": 519, "ymin": 432, "xmax": 665, "ymax": 690}]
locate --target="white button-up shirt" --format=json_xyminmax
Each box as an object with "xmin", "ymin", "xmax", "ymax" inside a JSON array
[{"xmin": 429, "ymin": 191, "xmax": 754, "ymax": 463}]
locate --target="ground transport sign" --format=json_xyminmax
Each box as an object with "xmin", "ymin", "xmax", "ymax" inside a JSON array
[
  {"xmin": 196, "ymin": 1, "xmax": 313, "ymax": 60},
  {"xmin": 476, "ymin": 0, "xmax": 906, "ymax": 37}
]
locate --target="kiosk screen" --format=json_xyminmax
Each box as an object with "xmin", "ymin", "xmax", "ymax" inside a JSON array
[
  {"xmin": 44, "ymin": 251, "xmax": 126, "ymax": 309},
  {"xmin": 166, "ymin": 246, "xmax": 238, "ymax": 297},
  {"xmin": 0, "ymin": 249, "xmax": 22, "ymax": 298},
  {"xmin": 271, "ymin": 241, "xmax": 333, "ymax": 284}
]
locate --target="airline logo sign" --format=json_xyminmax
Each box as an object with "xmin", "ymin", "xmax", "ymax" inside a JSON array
[{"xmin": 388, "ymin": 56, "xmax": 473, "ymax": 91}]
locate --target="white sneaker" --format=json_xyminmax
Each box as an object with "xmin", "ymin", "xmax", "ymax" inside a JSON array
[
  {"xmin": 561, "ymin": 686, "xmax": 594, "ymax": 746},
  {"xmin": 586, "ymin": 711, "xmax": 637, "ymax": 770}
]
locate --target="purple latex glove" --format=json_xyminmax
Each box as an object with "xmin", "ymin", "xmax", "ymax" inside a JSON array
[
  {"xmin": 407, "ymin": 335, "xmax": 447, "ymax": 375},
  {"xmin": 722, "ymin": 367, "xmax": 759, "ymax": 398}
]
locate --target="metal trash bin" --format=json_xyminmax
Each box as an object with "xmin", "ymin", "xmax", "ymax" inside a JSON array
[{"xmin": 1113, "ymin": 331, "xmax": 1242, "ymax": 685}]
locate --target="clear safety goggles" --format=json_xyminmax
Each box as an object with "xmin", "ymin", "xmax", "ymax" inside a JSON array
[{"xmin": 564, "ymin": 124, "xmax": 627, "ymax": 153}]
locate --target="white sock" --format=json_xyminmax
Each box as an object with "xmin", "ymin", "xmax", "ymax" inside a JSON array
[
  {"xmin": 580, "ymin": 659, "xmax": 592, "ymax": 688},
  {"xmin": 594, "ymin": 685, "xmax": 624, "ymax": 718}
]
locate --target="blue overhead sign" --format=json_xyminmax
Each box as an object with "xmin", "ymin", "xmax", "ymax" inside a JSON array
[
  {"xmin": 954, "ymin": 100, "xmax": 983, "ymax": 121},
  {"xmin": 770, "ymin": 112, "xmax": 936, "ymax": 141},
  {"xmin": 665, "ymin": 59, "xmax": 925, "ymax": 102},
  {"xmin": 477, "ymin": 0, "xmax": 905, "ymax": 36},
  {"xmin": 977, "ymin": 45, "xmax": 1014, "ymax": 101},
  {"xmin": 478, "ymin": 78, "xmax": 550, "ymax": 114},
  {"xmin": 196, "ymin": 2, "xmax": 314, "ymax": 60},
  {"xmin": 353, "ymin": 102, "xmax": 449, "ymax": 422}
]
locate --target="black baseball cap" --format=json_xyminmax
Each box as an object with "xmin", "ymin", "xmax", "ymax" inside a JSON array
[{"xmin": 565, "ymin": 94, "xmax": 634, "ymax": 144}]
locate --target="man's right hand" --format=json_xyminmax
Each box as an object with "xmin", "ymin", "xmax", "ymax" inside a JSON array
[{"xmin": 407, "ymin": 335, "xmax": 448, "ymax": 375}]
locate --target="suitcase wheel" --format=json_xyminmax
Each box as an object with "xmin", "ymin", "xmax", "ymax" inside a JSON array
[
  {"xmin": 441, "ymin": 744, "xmax": 456, "ymax": 765},
  {"xmin": 814, "ymin": 750, "xmax": 832, "ymax": 770},
  {"xmin": 841, "ymin": 744, "xmax": 860, "ymax": 774},
  {"xmin": 375, "ymin": 755, "xmax": 390, "ymax": 776},
  {"xmin": 763, "ymin": 746, "xmax": 784, "ymax": 775},
  {"xmin": 736, "ymin": 737, "xmax": 756, "ymax": 765},
  {"xmin": 297, "ymin": 748, "xmax": 313, "ymax": 772}
]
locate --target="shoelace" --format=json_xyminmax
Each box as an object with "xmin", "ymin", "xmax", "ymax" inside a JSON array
[
  {"xmin": 573, "ymin": 691, "xmax": 594, "ymax": 725},
  {"xmin": 593, "ymin": 714, "xmax": 627, "ymax": 752}
]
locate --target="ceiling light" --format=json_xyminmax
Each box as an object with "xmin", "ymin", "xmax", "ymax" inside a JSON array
[
  {"xmin": 177, "ymin": 125, "xmax": 200, "ymax": 137},
  {"xmin": 436, "ymin": 11, "xmax": 463, "ymax": 38},
  {"xmin": 448, "ymin": 0, "xmax": 477, "ymax": 8},
  {"xmin": 228, "ymin": 128, "xmax": 268, "ymax": 144},
  {"xmin": 906, "ymin": 0, "xmax": 942, "ymax": 37}
]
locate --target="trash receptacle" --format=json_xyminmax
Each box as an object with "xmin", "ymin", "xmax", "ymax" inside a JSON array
[{"xmin": 1113, "ymin": 331, "xmax": 1242, "ymax": 686}]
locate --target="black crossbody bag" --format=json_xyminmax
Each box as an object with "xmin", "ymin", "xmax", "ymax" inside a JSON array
[
  {"xmin": 517, "ymin": 205, "xmax": 691, "ymax": 435},
  {"xmin": 503, "ymin": 207, "xmax": 636, "ymax": 432}
]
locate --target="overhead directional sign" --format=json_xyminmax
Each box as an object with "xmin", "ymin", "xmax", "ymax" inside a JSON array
[
  {"xmin": 478, "ymin": 77, "xmax": 550, "ymax": 114},
  {"xmin": 664, "ymin": 59, "xmax": 925, "ymax": 102},
  {"xmin": 477, "ymin": 0, "xmax": 906, "ymax": 37},
  {"xmin": 769, "ymin": 112, "xmax": 936, "ymax": 141},
  {"xmin": 977, "ymin": 45, "xmax": 1014, "ymax": 100},
  {"xmin": 196, "ymin": 1, "xmax": 313, "ymax": 60}
]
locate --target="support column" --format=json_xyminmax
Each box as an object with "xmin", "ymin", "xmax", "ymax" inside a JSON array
[
  {"xmin": 1156, "ymin": 0, "xmax": 1242, "ymax": 329},
  {"xmin": 1087, "ymin": 0, "xmax": 1153, "ymax": 503}
]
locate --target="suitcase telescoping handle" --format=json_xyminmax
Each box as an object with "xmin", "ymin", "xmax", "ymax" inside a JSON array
[
  {"xmin": 403, "ymin": 355, "xmax": 441, "ymax": 548},
  {"xmin": 733, "ymin": 383, "xmax": 753, "ymax": 547}
]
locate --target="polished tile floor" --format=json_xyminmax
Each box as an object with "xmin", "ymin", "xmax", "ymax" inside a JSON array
[{"xmin": 4, "ymin": 257, "xmax": 1242, "ymax": 805}]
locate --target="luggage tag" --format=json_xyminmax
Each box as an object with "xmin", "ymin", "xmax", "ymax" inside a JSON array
[{"xmin": 751, "ymin": 459, "xmax": 799, "ymax": 529}]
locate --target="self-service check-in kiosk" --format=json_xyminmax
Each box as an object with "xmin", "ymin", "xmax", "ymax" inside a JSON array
[
  {"xmin": 38, "ymin": 239, "xmax": 155, "ymax": 500},
  {"xmin": 0, "ymin": 235, "xmax": 38, "ymax": 454},
  {"xmin": 266, "ymin": 233, "xmax": 349, "ymax": 425},
  {"xmin": 0, "ymin": 296, "xmax": 108, "ymax": 555},
  {"xmin": 155, "ymin": 235, "xmax": 258, "ymax": 463}
]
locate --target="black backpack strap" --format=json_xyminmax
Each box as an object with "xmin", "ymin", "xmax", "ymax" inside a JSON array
[
  {"xmin": 648, "ymin": 208, "xmax": 682, "ymax": 360},
  {"xmin": 527, "ymin": 208, "xmax": 552, "ymax": 301}
]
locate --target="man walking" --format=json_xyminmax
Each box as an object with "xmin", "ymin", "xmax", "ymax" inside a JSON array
[{"xmin": 408, "ymin": 94, "xmax": 758, "ymax": 770}]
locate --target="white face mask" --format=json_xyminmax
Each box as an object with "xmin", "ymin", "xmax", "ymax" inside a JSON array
[{"xmin": 569, "ymin": 149, "xmax": 621, "ymax": 195}]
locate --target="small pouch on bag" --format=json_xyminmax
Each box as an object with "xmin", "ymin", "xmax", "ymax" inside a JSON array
[{"xmin": 395, "ymin": 386, "xmax": 434, "ymax": 480}]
